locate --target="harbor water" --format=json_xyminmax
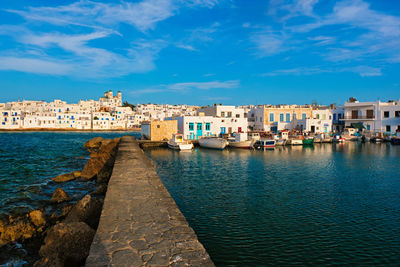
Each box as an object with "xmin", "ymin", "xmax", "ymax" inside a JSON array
[
  {"xmin": 0, "ymin": 132, "xmax": 400, "ymax": 265},
  {"xmin": 147, "ymin": 143, "xmax": 400, "ymax": 266}
]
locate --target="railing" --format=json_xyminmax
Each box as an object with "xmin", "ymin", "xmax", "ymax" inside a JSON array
[{"xmin": 341, "ymin": 116, "xmax": 375, "ymax": 120}]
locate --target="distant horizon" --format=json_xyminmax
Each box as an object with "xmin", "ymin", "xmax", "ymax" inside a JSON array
[{"xmin": 1, "ymin": 0, "xmax": 400, "ymax": 105}]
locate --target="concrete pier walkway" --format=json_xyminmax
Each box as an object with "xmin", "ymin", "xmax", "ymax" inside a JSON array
[{"xmin": 86, "ymin": 136, "xmax": 214, "ymax": 266}]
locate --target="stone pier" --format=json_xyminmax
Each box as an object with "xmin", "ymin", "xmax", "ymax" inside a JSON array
[{"xmin": 86, "ymin": 136, "xmax": 214, "ymax": 266}]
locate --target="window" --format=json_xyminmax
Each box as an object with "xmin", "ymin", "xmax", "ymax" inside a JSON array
[
  {"xmin": 197, "ymin": 123, "xmax": 202, "ymax": 130},
  {"xmin": 322, "ymin": 114, "xmax": 326, "ymax": 120},
  {"xmin": 395, "ymin": 111, "xmax": 400, "ymax": 117},
  {"xmin": 293, "ymin": 114, "xmax": 297, "ymax": 120},
  {"xmin": 205, "ymin": 123, "xmax": 210, "ymax": 131},
  {"xmin": 260, "ymin": 117, "xmax": 262, "ymax": 122},
  {"xmin": 236, "ymin": 114, "xmax": 240, "ymax": 118},
  {"xmin": 189, "ymin": 123, "xmax": 194, "ymax": 131},
  {"xmin": 286, "ymin": 113, "xmax": 290, "ymax": 122},
  {"xmin": 384, "ymin": 111, "xmax": 390, "ymax": 118},
  {"xmin": 270, "ymin": 113, "xmax": 274, "ymax": 122},
  {"xmin": 227, "ymin": 112, "xmax": 232, "ymax": 117},
  {"xmin": 367, "ymin": 125, "xmax": 370, "ymax": 131},
  {"xmin": 316, "ymin": 114, "xmax": 320, "ymax": 119},
  {"xmin": 386, "ymin": 125, "xmax": 391, "ymax": 132},
  {"xmin": 302, "ymin": 113, "xmax": 307, "ymax": 120},
  {"xmin": 280, "ymin": 113, "xmax": 284, "ymax": 122},
  {"xmin": 221, "ymin": 112, "xmax": 225, "ymax": 117}
]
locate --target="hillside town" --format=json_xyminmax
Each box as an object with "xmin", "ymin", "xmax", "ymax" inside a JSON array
[{"xmin": 1, "ymin": 91, "xmax": 400, "ymax": 141}]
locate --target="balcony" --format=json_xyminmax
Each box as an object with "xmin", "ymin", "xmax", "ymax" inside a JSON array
[{"xmin": 341, "ymin": 116, "xmax": 375, "ymax": 120}]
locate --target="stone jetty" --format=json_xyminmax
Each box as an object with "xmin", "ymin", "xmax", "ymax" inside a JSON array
[{"xmin": 86, "ymin": 136, "xmax": 214, "ymax": 266}]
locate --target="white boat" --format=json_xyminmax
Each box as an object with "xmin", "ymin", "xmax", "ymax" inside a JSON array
[
  {"xmin": 288, "ymin": 139, "xmax": 303, "ymax": 145},
  {"xmin": 167, "ymin": 134, "xmax": 193, "ymax": 151},
  {"xmin": 275, "ymin": 139, "xmax": 287, "ymax": 146},
  {"xmin": 198, "ymin": 136, "xmax": 228, "ymax": 149},
  {"xmin": 229, "ymin": 133, "xmax": 256, "ymax": 149},
  {"xmin": 254, "ymin": 138, "xmax": 275, "ymax": 149}
]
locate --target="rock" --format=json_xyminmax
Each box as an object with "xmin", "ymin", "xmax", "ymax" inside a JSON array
[
  {"xmin": 80, "ymin": 154, "xmax": 110, "ymax": 180},
  {"xmin": 84, "ymin": 137, "xmax": 104, "ymax": 150},
  {"xmin": 52, "ymin": 172, "xmax": 75, "ymax": 183},
  {"xmin": 94, "ymin": 184, "xmax": 107, "ymax": 195},
  {"xmin": 37, "ymin": 222, "xmax": 95, "ymax": 267},
  {"xmin": 64, "ymin": 195, "xmax": 103, "ymax": 229},
  {"xmin": 29, "ymin": 210, "xmax": 46, "ymax": 228},
  {"xmin": 0, "ymin": 216, "xmax": 36, "ymax": 247},
  {"xmin": 50, "ymin": 188, "xmax": 71, "ymax": 204},
  {"xmin": 72, "ymin": 171, "xmax": 81, "ymax": 178}
]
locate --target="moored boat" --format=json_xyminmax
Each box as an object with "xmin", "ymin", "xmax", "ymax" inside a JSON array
[
  {"xmin": 254, "ymin": 139, "xmax": 275, "ymax": 149},
  {"xmin": 391, "ymin": 137, "xmax": 400, "ymax": 145},
  {"xmin": 228, "ymin": 133, "xmax": 255, "ymax": 149},
  {"xmin": 288, "ymin": 139, "xmax": 303, "ymax": 145},
  {"xmin": 275, "ymin": 139, "xmax": 287, "ymax": 146},
  {"xmin": 167, "ymin": 134, "xmax": 193, "ymax": 151},
  {"xmin": 302, "ymin": 138, "xmax": 314, "ymax": 146},
  {"xmin": 333, "ymin": 135, "xmax": 345, "ymax": 143},
  {"xmin": 198, "ymin": 136, "xmax": 228, "ymax": 149}
]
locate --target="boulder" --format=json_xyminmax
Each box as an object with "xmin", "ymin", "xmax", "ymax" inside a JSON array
[
  {"xmin": 52, "ymin": 171, "xmax": 80, "ymax": 183},
  {"xmin": 83, "ymin": 137, "xmax": 104, "ymax": 151},
  {"xmin": 64, "ymin": 195, "xmax": 103, "ymax": 229},
  {"xmin": 0, "ymin": 216, "xmax": 36, "ymax": 247},
  {"xmin": 36, "ymin": 222, "xmax": 95, "ymax": 267},
  {"xmin": 81, "ymin": 139, "xmax": 118, "ymax": 181},
  {"xmin": 50, "ymin": 188, "xmax": 71, "ymax": 204},
  {"xmin": 29, "ymin": 210, "xmax": 46, "ymax": 228}
]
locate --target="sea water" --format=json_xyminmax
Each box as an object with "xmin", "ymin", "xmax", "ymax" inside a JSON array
[{"xmin": 147, "ymin": 143, "xmax": 400, "ymax": 265}]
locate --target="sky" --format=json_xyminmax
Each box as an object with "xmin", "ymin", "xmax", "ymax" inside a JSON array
[{"xmin": 0, "ymin": 0, "xmax": 400, "ymax": 105}]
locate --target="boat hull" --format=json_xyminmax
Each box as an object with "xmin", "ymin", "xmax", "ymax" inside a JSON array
[
  {"xmin": 229, "ymin": 140, "xmax": 253, "ymax": 149},
  {"xmin": 198, "ymin": 137, "xmax": 228, "ymax": 149},
  {"xmin": 167, "ymin": 141, "xmax": 193, "ymax": 150},
  {"xmin": 302, "ymin": 139, "xmax": 314, "ymax": 145},
  {"xmin": 289, "ymin": 139, "xmax": 303, "ymax": 145}
]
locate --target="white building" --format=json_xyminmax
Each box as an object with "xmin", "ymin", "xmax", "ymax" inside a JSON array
[
  {"xmin": 342, "ymin": 99, "xmax": 400, "ymax": 134},
  {"xmin": 197, "ymin": 105, "xmax": 249, "ymax": 133},
  {"xmin": 294, "ymin": 108, "xmax": 333, "ymax": 133}
]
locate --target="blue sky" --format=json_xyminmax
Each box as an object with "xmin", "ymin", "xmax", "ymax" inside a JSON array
[{"xmin": 0, "ymin": 0, "xmax": 399, "ymax": 105}]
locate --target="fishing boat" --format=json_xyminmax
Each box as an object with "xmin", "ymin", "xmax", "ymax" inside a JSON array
[
  {"xmin": 198, "ymin": 136, "xmax": 228, "ymax": 149},
  {"xmin": 275, "ymin": 139, "xmax": 287, "ymax": 146},
  {"xmin": 228, "ymin": 133, "xmax": 256, "ymax": 149},
  {"xmin": 370, "ymin": 136, "xmax": 383, "ymax": 143},
  {"xmin": 333, "ymin": 135, "xmax": 345, "ymax": 143},
  {"xmin": 391, "ymin": 137, "xmax": 400, "ymax": 145},
  {"xmin": 288, "ymin": 139, "xmax": 303, "ymax": 145},
  {"xmin": 167, "ymin": 134, "xmax": 193, "ymax": 151},
  {"xmin": 254, "ymin": 139, "xmax": 275, "ymax": 149},
  {"xmin": 302, "ymin": 137, "xmax": 314, "ymax": 146}
]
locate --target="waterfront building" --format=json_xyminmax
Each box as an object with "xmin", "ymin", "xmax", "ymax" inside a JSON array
[
  {"xmin": 250, "ymin": 105, "xmax": 313, "ymax": 132},
  {"xmin": 197, "ymin": 105, "xmax": 249, "ymax": 133},
  {"xmin": 141, "ymin": 120, "xmax": 178, "ymax": 141},
  {"xmin": 294, "ymin": 107, "xmax": 333, "ymax": 133},
  {"xmin": 342, "ymin": 99, "xmax": 400, "ymax": 134}
]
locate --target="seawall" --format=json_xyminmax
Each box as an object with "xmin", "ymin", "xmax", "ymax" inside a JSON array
[{"xmin": 86, "ymin": 135, "xmax": 214, "ymax": 266}]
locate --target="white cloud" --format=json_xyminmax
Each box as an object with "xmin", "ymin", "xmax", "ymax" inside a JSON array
[
  {"xmin": 130, "ymin": 80, "xmax": 240, "ymax": 95},
  {"xmin": 0, "ymin": 57, "xmax": 71, "ymax": 75},
  {"xmin": 259, "ymin": 65, "xmax": 382, "ymax": 77},
  {"xmin": 7, "ymin": 0, "xmax": 220, "ymax": 32},
  {"xmin": 250, "ymin": 32, "xmax": 288, "ymax": 57},
  {"xmin": 341, "ymin": 66, "xmax": 382, "ymax": 77}
]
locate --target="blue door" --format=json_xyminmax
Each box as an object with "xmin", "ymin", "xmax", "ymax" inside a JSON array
[
  {"xmin": 220, "ymin": 127, "xmax": 226, "ymax": 134},
  {"xmin": 197, "ymin": 123, "xmax": 203, "ymax": 139}
]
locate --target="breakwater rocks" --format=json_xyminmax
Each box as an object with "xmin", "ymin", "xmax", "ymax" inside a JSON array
[{"xmin": 0, "ymin": 136, "xmax": 120, "ymax": 266}]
